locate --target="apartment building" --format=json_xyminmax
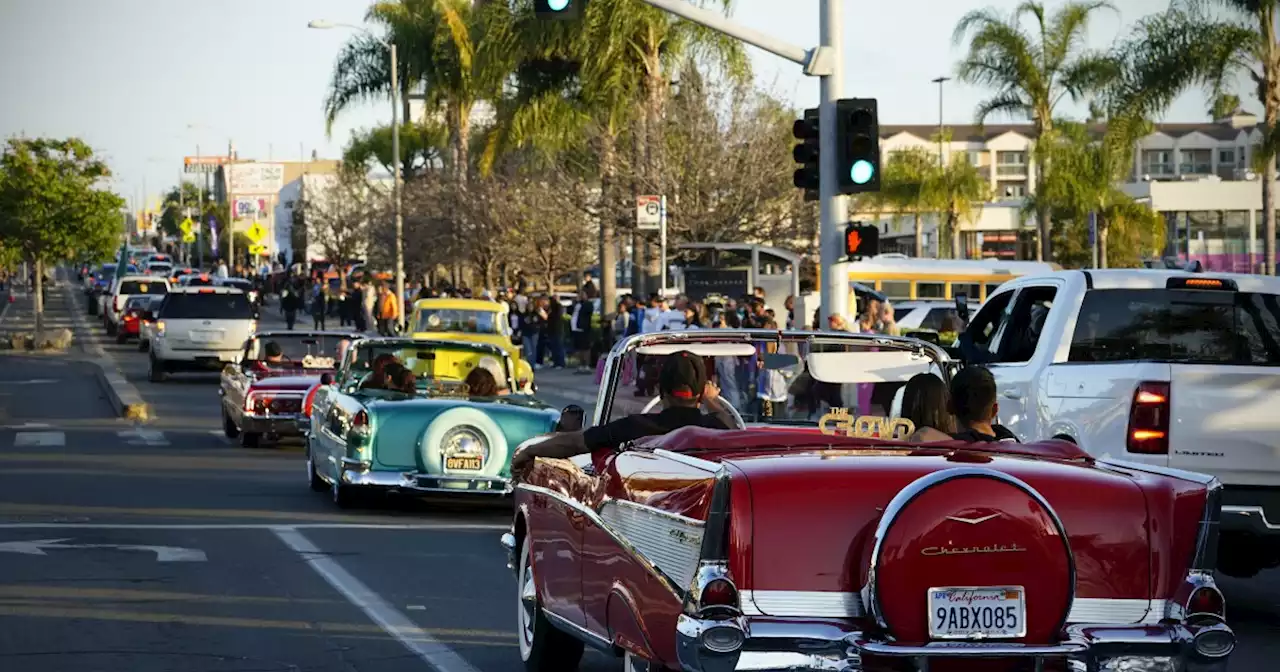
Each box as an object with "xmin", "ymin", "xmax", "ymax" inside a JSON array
[{"xmin": 872, "ymin": 109, "xmax": 1273, "ymax": 269}]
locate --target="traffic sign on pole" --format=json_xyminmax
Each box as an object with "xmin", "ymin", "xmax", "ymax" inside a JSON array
[{"xmin": 245, "ymin": 221, "xmax": 267, "ymax": 244}]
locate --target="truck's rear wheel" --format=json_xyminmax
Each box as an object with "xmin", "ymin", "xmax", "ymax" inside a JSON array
[{"xmin": 518, "ymin": 534, "xmax": 583, "ymax": 672}]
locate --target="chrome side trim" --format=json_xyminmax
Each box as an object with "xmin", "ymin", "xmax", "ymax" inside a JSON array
[
  {"xmin": 1097, "ymin": 458, "xmax": 1218, "ymax": 486},
  {"xmin": 600, "ymin": 498, "xmax": 704, "ymax": 592},
  {"xmin": 742, "ymin": 590, "xmax": 866, "ymax": 618},
  {"xmin": 515, "ymin": 483, "xmax": 690, "ymax": 600},
  {"xmin": 1193, "ymin": 479, "xmax": 1224, "ymax": 570},
  {"xmin": 542, "ymin": 608, "xmax": 613, "ymax": 651},
  {"xmin": 1070, "ymin": 598, "xmax": 1168, "ymax": 625},
  {"xmin": 653, "ymin": 448, "xmax": 721, "ymax": 473},
  {"xmin": 866, "ymin": 467, "xmax": 1076, "ymax": 638}
]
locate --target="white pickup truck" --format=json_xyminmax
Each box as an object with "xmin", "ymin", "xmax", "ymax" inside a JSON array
[{"xmin": 956, "ymin": 268, "xmax": 1280, "ymax": 578}]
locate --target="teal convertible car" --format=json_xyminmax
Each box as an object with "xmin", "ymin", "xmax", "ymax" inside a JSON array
[{"xmin": 302, "ymin": 337, "xmax": 561, "ymax": 507}]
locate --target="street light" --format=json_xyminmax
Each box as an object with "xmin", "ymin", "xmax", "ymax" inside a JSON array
[
  {"xmin": 931, "ymin": 76, "xmax": 950, "ymax": 169},
  {"xmin": 309, "ymin": 18, "xmax": 405, "ymax": 330}
]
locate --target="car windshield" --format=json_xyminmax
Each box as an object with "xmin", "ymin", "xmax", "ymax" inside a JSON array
[
  {"xmin": 124, "ymin": 296, "xmax": 156, "ymax": 311},
  {"xmin": 603, "ymin": 333, "xmax": 946, "ymax": 428},
  {"xmin": 342, "ymin": 342, "xmax": 513, "ymax": 396},
  {"xmin": 157, "ymin": 292, "xmax": 253, "ymax": 320},
  {"xmin": 414, "ymin": 308, "xmax": 505, "ymax": 335},
  {"xmin": 183, "ymin": 276, "xmax": 216, "ymax": 286},
  {"xmin": 118, "ymin": 280, "xmax": 168, "ymax": 295},
  {"xmin": 246, "ymin": 335, "xmax": 347, "ymax": 368}
]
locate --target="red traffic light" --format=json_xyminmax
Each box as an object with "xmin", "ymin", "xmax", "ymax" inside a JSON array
[{"xmin": 845, "ymin": 223, "xmax": 879, "ymax": 258}]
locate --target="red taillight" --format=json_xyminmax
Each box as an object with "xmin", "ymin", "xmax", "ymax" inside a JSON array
[
  {"xmin": 124, "ymin": 313, "xmax": 138, "ymax": 322},
  {"xmin": 303, "ymin": 385, "xmax": 320, "ymax": 417},
  {"xmin": 1188, "ymin": 586, "xmax": 1225, "ymax": 618},
  {"xmin": 1126, "ymin": 381, "xmax": 1170, "ymax": 454},
  {"xmin": 352, "ymin": 410, "xmax": 369, "ymax": 427},
  {"xmin": 700, "ymin": 578, "xmax": 739, "ymax": 608}
]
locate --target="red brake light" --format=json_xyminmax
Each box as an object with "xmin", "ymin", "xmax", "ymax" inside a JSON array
[
  {"xmin": 1188, "ymin": 586, "xmax": 1225, "ymax": 617},
  {"xmin": 1127, "ymin": 381, "xmax": 1170, "ymax": 454},
  {"xmin": 352, "ymin": 410, "xmax": 369, "ymax": 427},
  {"xmin": 700, "ymin": 578, "xmax": 739, "ymax": 608},
  {"xmin": 303, "ymin": 385, "xmax": 320, "ymax": 417},
  {"xmin": 198, "ymin": 288, "xmax": 215, "ymax": 293}
]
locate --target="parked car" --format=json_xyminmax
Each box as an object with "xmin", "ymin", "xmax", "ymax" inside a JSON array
[
  {"xmin": 408, "ymin": 298, "xmax": 535, "ymax": 393},
  {"xmin": 302, "ymin": 337, "xmax": 559, "ymax": 507},
  {"xmin": 955, "ymin": 269, "xmax": 1280, "ymax": 580},
  {"xmin": 504, "ymin": 329, "xmax": 1234, "ymax": 672},
  {"xmin": 148, "ymin": 286, "xmax": 257, "ymax": 382}
]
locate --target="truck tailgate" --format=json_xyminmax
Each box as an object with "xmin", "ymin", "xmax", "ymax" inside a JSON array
[{"xmin": 1169, "ymin": 364, "xmax": 1280, "ymax": 486}]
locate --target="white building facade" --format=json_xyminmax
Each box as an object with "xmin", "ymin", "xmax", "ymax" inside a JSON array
[{"xmin": 873, "ymin": 110, "xmax": 1274, "ymax": 270}]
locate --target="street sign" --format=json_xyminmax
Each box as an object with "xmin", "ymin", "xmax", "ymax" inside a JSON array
[
  {"xmin": 179, "ymin": 217, "xmax": 194, "ymax": 235},
  {"xmin": 636, "ymin": 195, "xmax": 662, "ymax": 230},
  {"xmin": 844, "ymin": 223, "xmax": 880, "ymax": 259},
  {"xmin": 249, "ymin": 244, "xmax": 267, "ymax": 256},
  {"xmin": 182, "ymin": 231, "xmax": 197, "ymax": 244},
  {"xmin": 183, "ymin": 156, "xmax": 229, "ymax": 174},
  {"xmin": 245, "ymin": 220, "xmax": 267, "ymax": 244}
]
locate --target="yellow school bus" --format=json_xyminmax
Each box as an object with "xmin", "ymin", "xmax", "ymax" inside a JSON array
[{"xmin": 842, "ymin": 254, "xmax": 1060, "ymax": 305}]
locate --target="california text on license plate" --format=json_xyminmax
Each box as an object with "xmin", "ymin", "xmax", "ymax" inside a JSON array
[
  {"xmin": 927, "ymin": 587, "xmax": 1025, "ymax": 639},
  {"xmin": 446, "ymin": 456, "xmax": 483, "ymax": 471}
]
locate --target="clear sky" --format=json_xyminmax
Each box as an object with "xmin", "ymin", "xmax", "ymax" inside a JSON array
[{"xmin": 0, "ymin": 0, "xmax": 1221, "ymax": 208}]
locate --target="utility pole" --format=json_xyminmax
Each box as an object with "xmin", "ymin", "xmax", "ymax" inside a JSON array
[
  {"xmin": 390, "ymin": 42, "xmax": 405, "ymax": 331},
  {"xmin": 932, "ymin": 76, "xmax": 950, "ymax": 168},
  {"xmin": 226, "ymin": 140, "xmax": 235, "ymax": 275},
  {"xmin": 635, "ymin": 0, "xmax": 847, "ymax": 323}
]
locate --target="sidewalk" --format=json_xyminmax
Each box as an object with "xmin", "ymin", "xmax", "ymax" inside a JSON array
[{"xmin": 0, "ymin": 276, "xmax": 75, "ymax": 349}]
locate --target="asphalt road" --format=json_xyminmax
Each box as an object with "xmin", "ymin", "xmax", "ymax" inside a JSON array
[{"xmin": 0, "ymin": 278, "xmax": 1274, "ymax": 671}]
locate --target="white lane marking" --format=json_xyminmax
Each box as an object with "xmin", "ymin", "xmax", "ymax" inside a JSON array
[
  {"xmin": 0, "ymin": 379, "xmax": 57, "ymax": 386},
  {"xmin": 272, "ymin": 526, "xmax": 483, "ymax": 672},
  {"xmin": 0, "ymin": 538, "xmax": 206, "ymax": 562},
  {"xmin": 406, "ymin": 605, "xmax": 427, "ymax": 611},
  {"xmin": 4, "ymin": 423, "xmax": 52, "ymax": 429},
  {"xmin": 118, "ymin": 428, "xmax": 168, "ymax": 446},
  {"xmin": 14, "ymin": 432, "xmax": 65, "ymax": 447}
]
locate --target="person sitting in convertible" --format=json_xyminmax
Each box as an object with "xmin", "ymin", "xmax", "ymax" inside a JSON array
[
  {"xmin": 360, "ymin": 353, "xmax": 399, "ymax": 390},
  {"xmin": 947, "ymin": 366, "xmax": 1019, "ymax": 443},
  {"xmin": 511, "ymin": 350, "xmax": 735, "ymax": 474},
  {"xmin": 263, "ymin": 341, "xmax": 285, "ymax": 364}
]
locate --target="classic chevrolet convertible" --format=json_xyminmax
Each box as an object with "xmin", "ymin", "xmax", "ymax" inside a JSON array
[
  {"xmin": 503, "ymin": 330, "xmax": 1234, "ymax": 672},
  {"xmin": 303, "ymin": 337, "xmax": 560, "ymax": 507}
]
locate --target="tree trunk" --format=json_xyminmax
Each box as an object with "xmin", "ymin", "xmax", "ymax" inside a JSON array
[
  {"xmin": 33, "ymin": 257, "xmax": 44, "ymax": 339},
  {"xmin": 950, "ymin": 212, "xmax": 961, "ymax": 260},
  {"xmin": 913, "ymin": 212, "xmax": 923, "ymax": 257},
  {"xmin": 1034, "ymin": 121, "xmax": 1052, "ymax": 262},
  {"xmin": 1100, "ymin": 222, "xmax": 1109, "ymax": 269},
  {"xmin": 599, "ymin": 134, "xmax": 618, "ymax": 320}
]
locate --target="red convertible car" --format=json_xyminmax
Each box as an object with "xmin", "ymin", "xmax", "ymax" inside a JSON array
[{"xmin": 502, "ymin": 330, "xmax": 1233, "ymax": 671}]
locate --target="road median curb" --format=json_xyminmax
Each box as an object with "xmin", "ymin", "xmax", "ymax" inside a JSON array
[{"xmin": 60, "ymin": 275, "xmax": 152, "ymax": 421}]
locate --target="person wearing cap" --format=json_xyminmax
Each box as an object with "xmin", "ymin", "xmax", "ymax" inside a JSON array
[
  {"xmin": 263, "ymin": 341, "xmax": 285, "ymax": 364},
  {"xmin": 510, "ymin": 350, "xmax": 736, "ymax": 475}
]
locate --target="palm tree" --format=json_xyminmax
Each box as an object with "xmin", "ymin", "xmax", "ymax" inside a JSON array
[
  {"xmin": 952, "ymin": 0, "xmax": 1119, "ymax": 262},
  {"xmin": 324, "ymin": 0, "xmax": 517, "ymax": 183},
  {"xmin": 858, "ymin": 147, "xmax": 936, "ymax": 256},
  {"xmin": 1211, "ymin": 92, "xmax": 1243, "ymax": 119},
  {"xmin": 1108, "ymin": 1, "xmax": 1272, "ymax": 273},
  {"xmin": 927, "ymin": 154, "xmax": 992, "ymax": 259}
]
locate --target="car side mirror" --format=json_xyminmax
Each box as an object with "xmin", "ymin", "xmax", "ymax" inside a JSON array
[
  {"xmin": 556, "ymin": 405, "xmax": 585, "ymax": 432},
  {"xmin": 320, "ymin": 372, "xmax": 335, "ymax": 386},
  {"xmin": 954, "ymin": 293, "xmax": 969, "ymax": 324}
]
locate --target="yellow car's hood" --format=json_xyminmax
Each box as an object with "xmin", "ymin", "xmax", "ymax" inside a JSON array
[{"xmin": 412, "ymin": 331, "xmax": 513, "ymax": 352}]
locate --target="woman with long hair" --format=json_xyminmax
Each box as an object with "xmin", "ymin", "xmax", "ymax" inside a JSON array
[{"xmin": 900, "ymin": 373, "xmax": 956, "ymax": 442}]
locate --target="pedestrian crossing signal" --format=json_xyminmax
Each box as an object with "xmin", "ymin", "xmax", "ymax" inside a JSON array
[
  {"xmin": 845, "ymin": 223, "xmax": 879, "ymax": 259},
  {"xmin": 535, "ymin": 0, "xmax": 582, "ymax": 18}
]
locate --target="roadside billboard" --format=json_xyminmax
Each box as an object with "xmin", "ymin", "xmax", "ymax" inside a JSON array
[{"xmin": 227, "ymin": 163, "xmax": 285, "ymax": 195}]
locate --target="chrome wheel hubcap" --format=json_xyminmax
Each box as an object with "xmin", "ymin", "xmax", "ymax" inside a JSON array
[{"xmin": 519, "ymin": 551, "xmax": 536, "ymax": 655}]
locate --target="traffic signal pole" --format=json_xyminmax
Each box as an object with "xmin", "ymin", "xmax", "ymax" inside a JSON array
[{"xmin": 636, "ymin": 0, "xmax": 848, "ymax": 324}]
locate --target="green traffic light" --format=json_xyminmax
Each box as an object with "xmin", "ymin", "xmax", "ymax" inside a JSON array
[
  {"xmin": 850, "ymin": 159, "xmax": 874, "ymax": 185},
  {"xmin": 548, "ymin": 0, "xmax": 569, "ymax": 9}
]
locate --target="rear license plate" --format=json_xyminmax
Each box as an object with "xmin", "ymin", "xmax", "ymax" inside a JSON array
[
  {"xmin": 190, "ymin": 330, "xmax": 220, "ymax": 343},
  {"xmin": 445, "ymin": 456, "xmax": 483, "ymax": 471},
  {"xmin": 927, "ymin": 587, "xmax": 1025, "ymax": 639}
]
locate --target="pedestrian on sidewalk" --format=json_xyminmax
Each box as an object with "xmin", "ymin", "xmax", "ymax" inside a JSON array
[
  {"xmin": 375, "ymin": 284, "xmax": 400, "ymax": 336},
  {"xmin": 363, "ymin": 282, "xmax": 378, "ymax": 333},
  {"xmin": 350, "ymin": 282, "xmax": 368, "ymax": 333},
  {"xmin": 310, "ymin": 284, "xmax": 327, "ymax": 331},
  {"xmin": 547, "ymin": 296, "xmax": 566, "ymax": 369},
  {"xmin": 281, "ymin": 282, "xmax": 303, "ymax": 330},
  {"xmin": 570, "ymin": 289, "xmax": 594, "ymax": 374}
]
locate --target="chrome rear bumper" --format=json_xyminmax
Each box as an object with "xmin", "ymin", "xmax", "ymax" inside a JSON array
[
  {"xmin": 339, "ymin": 462, "xmax": 512, "ymax": 496},
  {"xmin": 675, "ymin": 615, "xmax": 1233, "ymax": 672}
]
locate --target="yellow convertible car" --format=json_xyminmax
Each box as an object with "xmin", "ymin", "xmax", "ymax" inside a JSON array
[{"xmin": 409, "ymin": 298, "xmax": 535, "ymax": 393}]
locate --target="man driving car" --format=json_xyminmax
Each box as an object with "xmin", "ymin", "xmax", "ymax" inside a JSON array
[
  {"xmin": 510, "ymin": 350, "xmax": 735, "ymax": 474},
  {"xmin": 263, "ymin": 341, "xmax": 285, "ymax": 364}
]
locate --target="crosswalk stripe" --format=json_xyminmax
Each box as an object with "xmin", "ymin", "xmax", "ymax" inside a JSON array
[{"xmin": 14, "ymin": 432, "xmax": 65, "ymax": 447}]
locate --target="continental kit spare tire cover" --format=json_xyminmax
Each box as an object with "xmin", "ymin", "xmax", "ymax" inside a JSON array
[{"xmin": 868, "ymin": 467, "xmax": 1074, "ymax": 644}]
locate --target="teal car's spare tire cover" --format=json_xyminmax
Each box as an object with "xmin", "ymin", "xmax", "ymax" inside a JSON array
[{"xmin": 419, "ymin": 406, "xmax": 511, "ymax": 477}]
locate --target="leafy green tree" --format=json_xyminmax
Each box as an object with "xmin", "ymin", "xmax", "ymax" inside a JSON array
[
  {"xmin": 1029, "ymin": 122, "xmax": 1164, "ymax": 267},
  {"xmin": 952, "ymin": 0, "xmax": 1119, "ymax": 262},
  {"xmin": 1211, "ymin": 92, "xmax": 1242, "ymax": 119},
  {"xmin": 928, "ymin": 151, "xmax": 992, "ymax": 259},
  {"xmin": 856, "ymin": 147, "xmax": 937, "ymax": 257},
  {"xmin": 342, "ymin": 121, "xmax": 448, "ymax": 178},
  {"xmin": 1107, "ymin": 0, "xmax": 1272, "ymax": 272},
  {"xmin": 0, "ymin": 137, "xmax": 124, "ymax": 332}
]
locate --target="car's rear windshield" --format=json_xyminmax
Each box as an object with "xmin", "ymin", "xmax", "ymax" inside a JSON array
[
  {"xmin": 118, "ymin": 281, "xmax": 168, "ymax": 295},
  {"xmin": 1069, "ymin": 288, "xmax": 1280, "ymax": 365},
  {"xmin": 158, "ymin": 292, "xmax": 253, "ymax": 320}
]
